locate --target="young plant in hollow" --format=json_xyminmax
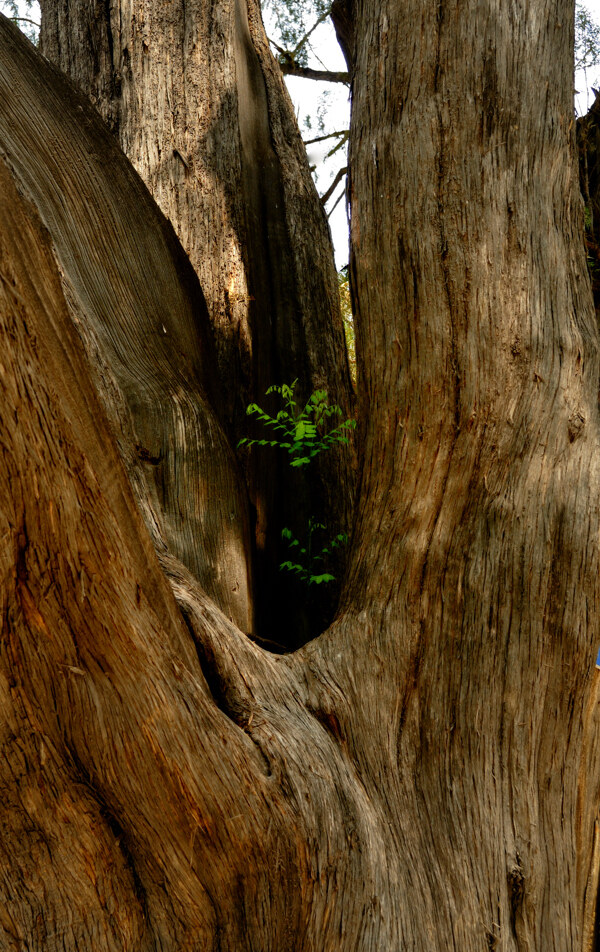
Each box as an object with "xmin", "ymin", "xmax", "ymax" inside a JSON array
[
  {"xmin": 280, "ymin": 520, "xmax": 348, "ymax": 586},
  {"xmin": 238, "ymin": 380, "xmax": 355, "ymax": 584}
]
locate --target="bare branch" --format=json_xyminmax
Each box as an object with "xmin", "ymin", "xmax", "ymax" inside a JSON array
[
  {"xmin": 304, "ymin": 130, "xmax": 348, "ymax": 146},
  {"xmin": 290, "ymin": 6, "xmax": 333, "ymax": 59},
  {"xmin": 279, "ymin": 61, "xmax": 349, "ymax": 84},
  {"xmin": 326, "ymin": 189, "xmax": 345, "ymax": 219},
  {"xmin": 268, "ymin": 37, "xmax": 287, "ymax": 56},
  {"xmin": 9, "ymin": 16, "xmax": 40, "ymax": 27},
  {"xmin": 324, "ymin": 133, "xmax": 349, "ymax": 161},
  {"xmin": 268, "ymin": 8, "xmax": 349, "ymax": 86},
  {"xmin": 320, "ymin": 166, "xmax": 347, "ymax": 206}
]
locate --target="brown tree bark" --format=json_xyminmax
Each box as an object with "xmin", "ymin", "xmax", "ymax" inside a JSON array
[
  {"xmin": 341, "ymin": 0, "xmax": 600, "ymax": 946},
  {"xmin": 39, "ymin": 0, "xmax": 356, "ymax": 649},
  {"xmin": 2, "ymin": 0, "xmax": 600, "ymax": 950}
]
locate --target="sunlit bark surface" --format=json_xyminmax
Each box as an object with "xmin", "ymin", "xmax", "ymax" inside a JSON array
[
  {"xmin": 339, "ymin": 0, "xmax": 600, "ymax": 946},
  {"xmin": 2, "ymin": 1, "xmax": 600, "ymax": 949}
]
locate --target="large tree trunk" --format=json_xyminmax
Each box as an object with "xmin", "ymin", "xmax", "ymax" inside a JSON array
[
  {"xmin": 39, "ymin": 0, "xmax": 356, "ymax": 649},
  {"xmin": 2, "ymin": 0, "xmax": 600, "ymax": 949},
  {"xmin": 339, "ymin": 0, "xmax": 600, "ymax": 946}
]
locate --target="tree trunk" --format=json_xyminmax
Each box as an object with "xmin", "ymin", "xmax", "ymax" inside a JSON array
[
  {"xmin": 2, "ymin": 0, "xmax": 600, "ymax": 949},
  {"xmin": 340, "ymin": 0, "xmax": 600, "ymax": 946},
  {"xmin": 39, "ymin": 0, "xmax": 356, "ymax": 649}
]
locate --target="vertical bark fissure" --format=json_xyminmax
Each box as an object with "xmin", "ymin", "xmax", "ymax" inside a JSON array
[
  {"xmin": 104, "ymin": 0, "xmax": 114, "ymax": 82},
  {"xmin": 75, "ymin": 754, "xmax": 153, "ymax": 935},
  {"xmin": 583, "ymin": 818, "xmax": 600, "ymax": 951}
]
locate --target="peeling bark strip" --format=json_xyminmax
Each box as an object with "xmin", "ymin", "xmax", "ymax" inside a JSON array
[
  {"xmin": 40, "ymin": 0, "xmax": 356, "ymax": 647},
  {"xmin": 2, "ymin": 1, "xmax": 600, "ymax": 950}
]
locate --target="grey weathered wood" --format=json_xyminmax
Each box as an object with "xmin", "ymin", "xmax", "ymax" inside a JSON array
[{"xmin": 342, "ymin": 0, "xmax": 600, "ymax": 947}]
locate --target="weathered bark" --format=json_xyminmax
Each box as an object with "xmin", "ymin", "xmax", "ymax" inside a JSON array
[
  {"xmin": 39, "ymin": 0, "xmax": 356, "ymax": 648},
  {"xmin": 338, "ymin": 0, "xmax": 600, "ymax": 946},
  {"xmin": 0, "ymin": 49, "xmax": 397, "ymax": 947},
  {"xmin": 2, "ymin": 0, "xmax": 600, "ymax": 950}
]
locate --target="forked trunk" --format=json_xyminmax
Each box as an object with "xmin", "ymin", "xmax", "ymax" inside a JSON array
[{"xmin": 1, "ymin": 0, "xmax": 600, "ymax": 949}]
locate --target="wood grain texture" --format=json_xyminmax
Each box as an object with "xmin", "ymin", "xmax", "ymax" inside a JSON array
[
  {"xmin": 332, "ymin": 0, "xmax": 600, "ymax": 946},
  {"xmin": 0, "ymin": 148, "xmax": 400, "ymax": 951}
]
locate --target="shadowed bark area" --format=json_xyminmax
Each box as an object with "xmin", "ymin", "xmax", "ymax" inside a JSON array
[
  {"xmin": 330, "ymin": 0, "xmax": 354, "ymax": 71},
  {"xmin": 0, "ymin": 17, "xmax": 254, "ymax": 634},
  {"xmin": 39, "ymin": 0, "xmax": 356, "ymax": 648},
  {"xmin": 578, "ymin": 91, "xmax": 600, "ymax": 319}
]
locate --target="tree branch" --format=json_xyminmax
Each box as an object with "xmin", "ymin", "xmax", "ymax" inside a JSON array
[
  {"xmin": 304, "ymin": 130, "xmax": 348, "ymax": 146},
  {"xmin": 279, "ymin": 60, "xmax": 349, "ymax": 84},
  {"xmin": 9, "ymin": 15, "xmax": 40, "ymax": 28},
  {"xmin": 269, "ymin": 32, "xmax": 350, "ymax": 85},
  {"xmin": 326, "ymin": 188, "xmax": 345, "ymax": 219},
  {"xmin": 320, "ymin": 166, "xmax": 347, "ymax": 206},
  {"xmin": 290, "ymin": 6, "xmax": 333, "ymax": 59}
]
